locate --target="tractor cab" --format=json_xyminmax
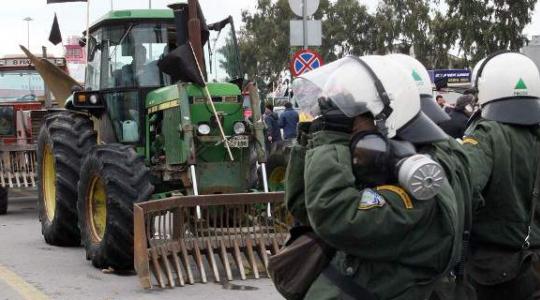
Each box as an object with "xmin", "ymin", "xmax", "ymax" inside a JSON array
[
  {"xmin": 78, "ymin": 10, "xmax": 177, "ymax": 144},
  {"xmin": 0, "ymin": 55, "xmax": 65, "ymax": 144},
  {"xmin": 76, "ymin": 9, "xmax": 243, "ymax": 147}
]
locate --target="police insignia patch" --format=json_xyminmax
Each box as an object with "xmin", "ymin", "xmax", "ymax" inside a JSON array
[
  {"xmin": 462, "ymin": 137, "xmax": 478, "ymax": 145},
  {"xmin": 358, "ymin": 189, "xmax": 386, "ymax": 210}
]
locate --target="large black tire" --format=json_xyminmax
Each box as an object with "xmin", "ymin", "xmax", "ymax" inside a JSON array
[
  {"xmin": 78, "ymin": 144, "xmax": 154, "ymax": 270},
  {"xmin": 265, "ymin": 141, "xmax": 291, "ymax": 192},
  {"xmin": 0, "ymin": 187, "xmax": 7, "ymax": 215},
  {"xmin": 37, "ymin": 111, "xmax": 96, "ymax": 246}
]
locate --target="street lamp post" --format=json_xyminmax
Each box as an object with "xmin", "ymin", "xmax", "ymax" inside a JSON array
[{"xmin": 23, "ymin": 17, "xmax": 33, "ymax": 50}]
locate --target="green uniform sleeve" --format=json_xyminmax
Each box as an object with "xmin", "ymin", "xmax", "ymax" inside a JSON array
[
  {"xmin": 285, "ymin": 145, "xmax": 309, "ymax": 225},
  {"xmin": 462, "ymin": 123, "xmax": 494, "ymax": 208},
  {"xmin": 304, "ymin": 143, "xmax": 427, "ymax": 260}
]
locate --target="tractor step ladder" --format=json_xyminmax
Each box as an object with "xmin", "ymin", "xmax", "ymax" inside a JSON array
[{"xmin": 134, "ymin": 192, "xmax": 288, "ymax": 289}]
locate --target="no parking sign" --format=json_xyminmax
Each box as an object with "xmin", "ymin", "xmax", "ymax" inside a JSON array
[{"xmin": 290, "ymin": 49, "xmax": 323, "ymax": 77}]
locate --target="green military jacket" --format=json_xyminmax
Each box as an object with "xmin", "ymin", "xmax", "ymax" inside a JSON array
[
  {"xmin": 285, "ymin": 131, "xmax": 462, "ymax": 300},
  {"xmin": 463, "ymin": 119, "xmax": 540, "ymax": 284},
  {"xmin": 424, "ymin": 139, "xmax": 476, "ymax": 300}
]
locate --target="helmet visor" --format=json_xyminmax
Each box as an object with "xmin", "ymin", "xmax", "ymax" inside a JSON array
[
  {"xmin": 482, "ymin": 97, "xmax": 540, "ymax": 125},
  {"xmin": 397, "ymin": 112, "xmax": 449, "ymax": 144},
  {"xmin": 293, "ymin": 56, "xmax": 382, "ymax": 118},
  {"xmin": 420, "ymin": 94, "xmax": 450, "ymax": 125}
]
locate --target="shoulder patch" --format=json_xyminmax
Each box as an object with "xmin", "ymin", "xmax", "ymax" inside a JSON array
[
  {"xmin": 376, "ymin": 185, "xmax": 414, "ymax": 209},
  {"xmin": 358, "ymin": 189, "xmax": 386, "ymax": 210},
  {"xmin": 462, "ymin": 137, "xmax": 478, "ymax": 145}
]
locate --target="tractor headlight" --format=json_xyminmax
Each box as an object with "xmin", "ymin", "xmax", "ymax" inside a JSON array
[
  {"xmin": 233, "ymin": 122, "xmax": 246, "ymax": 135},
  {"xmin": 73, "ymin": 91, "xmax": 104, "ymax": 109},
  {"xmin": 197, "ymin": 123, "xmax": 211, "ymax": 135},
  {"xmin": 89, "ymin": 94, "xmax": 99, "ymax": 105}
]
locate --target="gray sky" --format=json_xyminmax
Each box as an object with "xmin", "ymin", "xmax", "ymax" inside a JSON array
[{"xmin": 0, "ymin": 0, "xmax": 538, "ymax": 56}]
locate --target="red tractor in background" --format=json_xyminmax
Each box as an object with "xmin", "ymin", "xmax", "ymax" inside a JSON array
[{"xmin": 0, "ymin": 54, "xmax": 68, "ymax": 214}]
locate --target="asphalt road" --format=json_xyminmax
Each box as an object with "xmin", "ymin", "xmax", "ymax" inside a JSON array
[{"xmin": 0, "ymin": 192, "xmax": 282, "ymax": 300}]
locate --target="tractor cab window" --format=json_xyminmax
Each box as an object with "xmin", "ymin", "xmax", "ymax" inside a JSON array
[
  {"xmin": 87, "ymin": 23, "xmax": 174, "ymax": 90},
  {"xmin": 205, "ymin": 19, "xmax": 242, "ymax": 85},
  {"xmin": 104, "ymin": 91, "xmax": 141, "ymax": 143},
  {"xmin": 0, "ymin": 107, "xmax": 15, "ymax": 136},
  {"xmin": 0, "ymin": 71, "xmax": 45, "ymax": 102}
]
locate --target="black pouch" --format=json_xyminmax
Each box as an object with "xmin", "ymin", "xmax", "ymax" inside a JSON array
[
  {"xmin": 268, "ymin": 226, "xmax": 336, "ymax": 300},
  {"xmin": 467, "ymin": 247, "xmax": 534, "ymax": 285}
]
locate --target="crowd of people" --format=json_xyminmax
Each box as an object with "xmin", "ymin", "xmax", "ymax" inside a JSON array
[
  {"xmin": 263, "ymin": 101, "xmax": 299, "ymax": 152},
  {"xmin": 269, "ymin": 51, "xmax": 540, "ymax": 300}
]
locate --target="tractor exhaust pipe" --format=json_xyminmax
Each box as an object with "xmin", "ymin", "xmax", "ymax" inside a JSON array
[
  {"xmin": 187, "ymin": 0, "xmax": 206, "ymax": 79},
  {"xmin": 168, "ymin": 3, "xmax": 189, "ymax": 47}
]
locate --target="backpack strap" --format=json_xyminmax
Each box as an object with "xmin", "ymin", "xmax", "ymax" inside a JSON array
[
  {"xmin": 522, "ymin": 133, "xmax": 540, "ymax": 250},
  {"xmin": 455, "ymin": 189, "xmax": 473, "ymax": 278}
]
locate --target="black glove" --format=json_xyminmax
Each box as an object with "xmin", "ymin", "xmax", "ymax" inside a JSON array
[
  {"xmin": 309, "ymin": 97, "xmax": 353, "ymax": 134},
  {"xmin": 297, "ymin": 122, "xmax": 312, "ymax": 146}
]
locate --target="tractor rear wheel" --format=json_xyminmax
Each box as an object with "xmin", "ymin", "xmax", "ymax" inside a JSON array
[
  {"xmin": 0, "ymin": 187, "xmax": 7, "ymax": 215},
  {"xmin": 78, "ymin": 144, "xmax": 154, "ymax": 270},
  {"xmin": 37, "ymin": 111, "xmax": 96, "ymax": 246}
]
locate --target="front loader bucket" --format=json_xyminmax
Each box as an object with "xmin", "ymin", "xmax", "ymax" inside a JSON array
[
  {"xmin": 134, "ymin": 192, "xmax": 287, "ymax": 289},
  {"xmin": 0, "ymin": 144, "xmax": 37, "ymax": 188}
]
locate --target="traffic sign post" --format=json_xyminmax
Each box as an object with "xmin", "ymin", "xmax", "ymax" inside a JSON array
[
  {"xmin": 290, "ymin": 49, "xmax": 323, "ymax": 77},
  {"xmin": 288, "ymin": 0, "xmax": 320, "ymax": 17},
  {"xmin": 290, "ymin": 20, "xmax": 322, "ymax": 46},
  {"xmin": 288, "ymin": 0, "xmax": 321, "ymax": 49}
]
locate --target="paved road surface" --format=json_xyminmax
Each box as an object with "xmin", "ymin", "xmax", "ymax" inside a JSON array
[{"xmin": 0, "ymin": 193, "xmax": 282, "ymax": 300}]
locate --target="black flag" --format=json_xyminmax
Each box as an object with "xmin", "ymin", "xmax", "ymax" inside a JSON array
[
  {"xmin": 208, "ymin": 16, "xmax": 232, "ymax": 32},
  {"xmin": 49, "ymin": 14, "xmax": 62, "ymax": 45},
  {"xmin": 47, "ymin": 0, "xmax": 87, "ymax": 3},
  {"xmin": 158, "ymin": 43, "xmax": 205, "ymax": 86}
]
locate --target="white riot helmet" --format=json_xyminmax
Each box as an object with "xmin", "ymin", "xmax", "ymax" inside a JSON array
[
  {"xmin": 387, "ymin": 54, "xmax": 450, "ymax": 125},
  {"xmin": 472, "ymin": 52, "xmax": 540, "ymax": 125},
  {"xmin": 293, "ymin": 55, "xmax": 447, "ymax": 143}
]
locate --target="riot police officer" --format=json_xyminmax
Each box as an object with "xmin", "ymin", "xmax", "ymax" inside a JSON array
[
  {"xmin": 388, "ymin": 53, "xmax": 476, "ymax": 300},
  {"xmin": 285, "ymin": 55, "xmax": 463, "ymax": 299},
  {"xmin": 463, "ymin": 52, "xmax": 540, "ymax": 300}
]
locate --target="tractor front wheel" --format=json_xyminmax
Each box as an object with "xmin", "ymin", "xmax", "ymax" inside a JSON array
[
  {"xmin": 0, "ymin": 187, "xmax": 7, "ymax": 215},
  {"xmin": 266, "ymin": 141, "xmax": 290, "ymax": 192},
  {"xmin": 37, "ymin": 112, "xmax": 96, "ymax": 246},
  {"xmin": 78, "ymin": 144, "xmax": 154, "ymax": 270}
]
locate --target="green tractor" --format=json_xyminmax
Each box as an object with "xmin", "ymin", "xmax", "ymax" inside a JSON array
[{"xmin": 32, "ymin": 1, "xmax": 285, "ymax": 277}]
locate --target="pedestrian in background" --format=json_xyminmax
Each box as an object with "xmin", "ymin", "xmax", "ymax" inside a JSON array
[
  {"xmin": 440, "ymin": 94, "xmax": 474, "ymax": 139},
  {"xmin": 279, "ymin": 102, "xmax": 299, "ymax": 140},
  {"xmin": 263, "ymin": 103, "xmax": 281, "ymax": 152},
  {"xmin": 437, "ymin": 95, "xmax": 454, "ymax": 113}
]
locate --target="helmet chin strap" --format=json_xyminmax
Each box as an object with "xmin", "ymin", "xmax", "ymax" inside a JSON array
[{"xmin": 348, "ymin": 55, "xmax": 394, "ymax": 135}]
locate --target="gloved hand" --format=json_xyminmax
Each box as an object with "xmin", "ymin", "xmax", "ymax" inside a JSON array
[{"xmin": 297, "ymin": 122, "xmax": 312, "ymax": 146}]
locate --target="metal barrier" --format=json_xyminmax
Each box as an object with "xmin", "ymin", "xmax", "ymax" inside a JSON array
[
  {"xmin": 0, "ymin": 144, "xmax": 37, "ymax": 188},
  {"xmin": 134, "ymin": 192, "xmax": 287, "ymax": 289}
]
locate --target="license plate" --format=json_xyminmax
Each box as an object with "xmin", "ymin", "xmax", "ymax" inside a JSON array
[{"xmin": 227, "ymin": 136, "xmax": 249, "ymax": 148}]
